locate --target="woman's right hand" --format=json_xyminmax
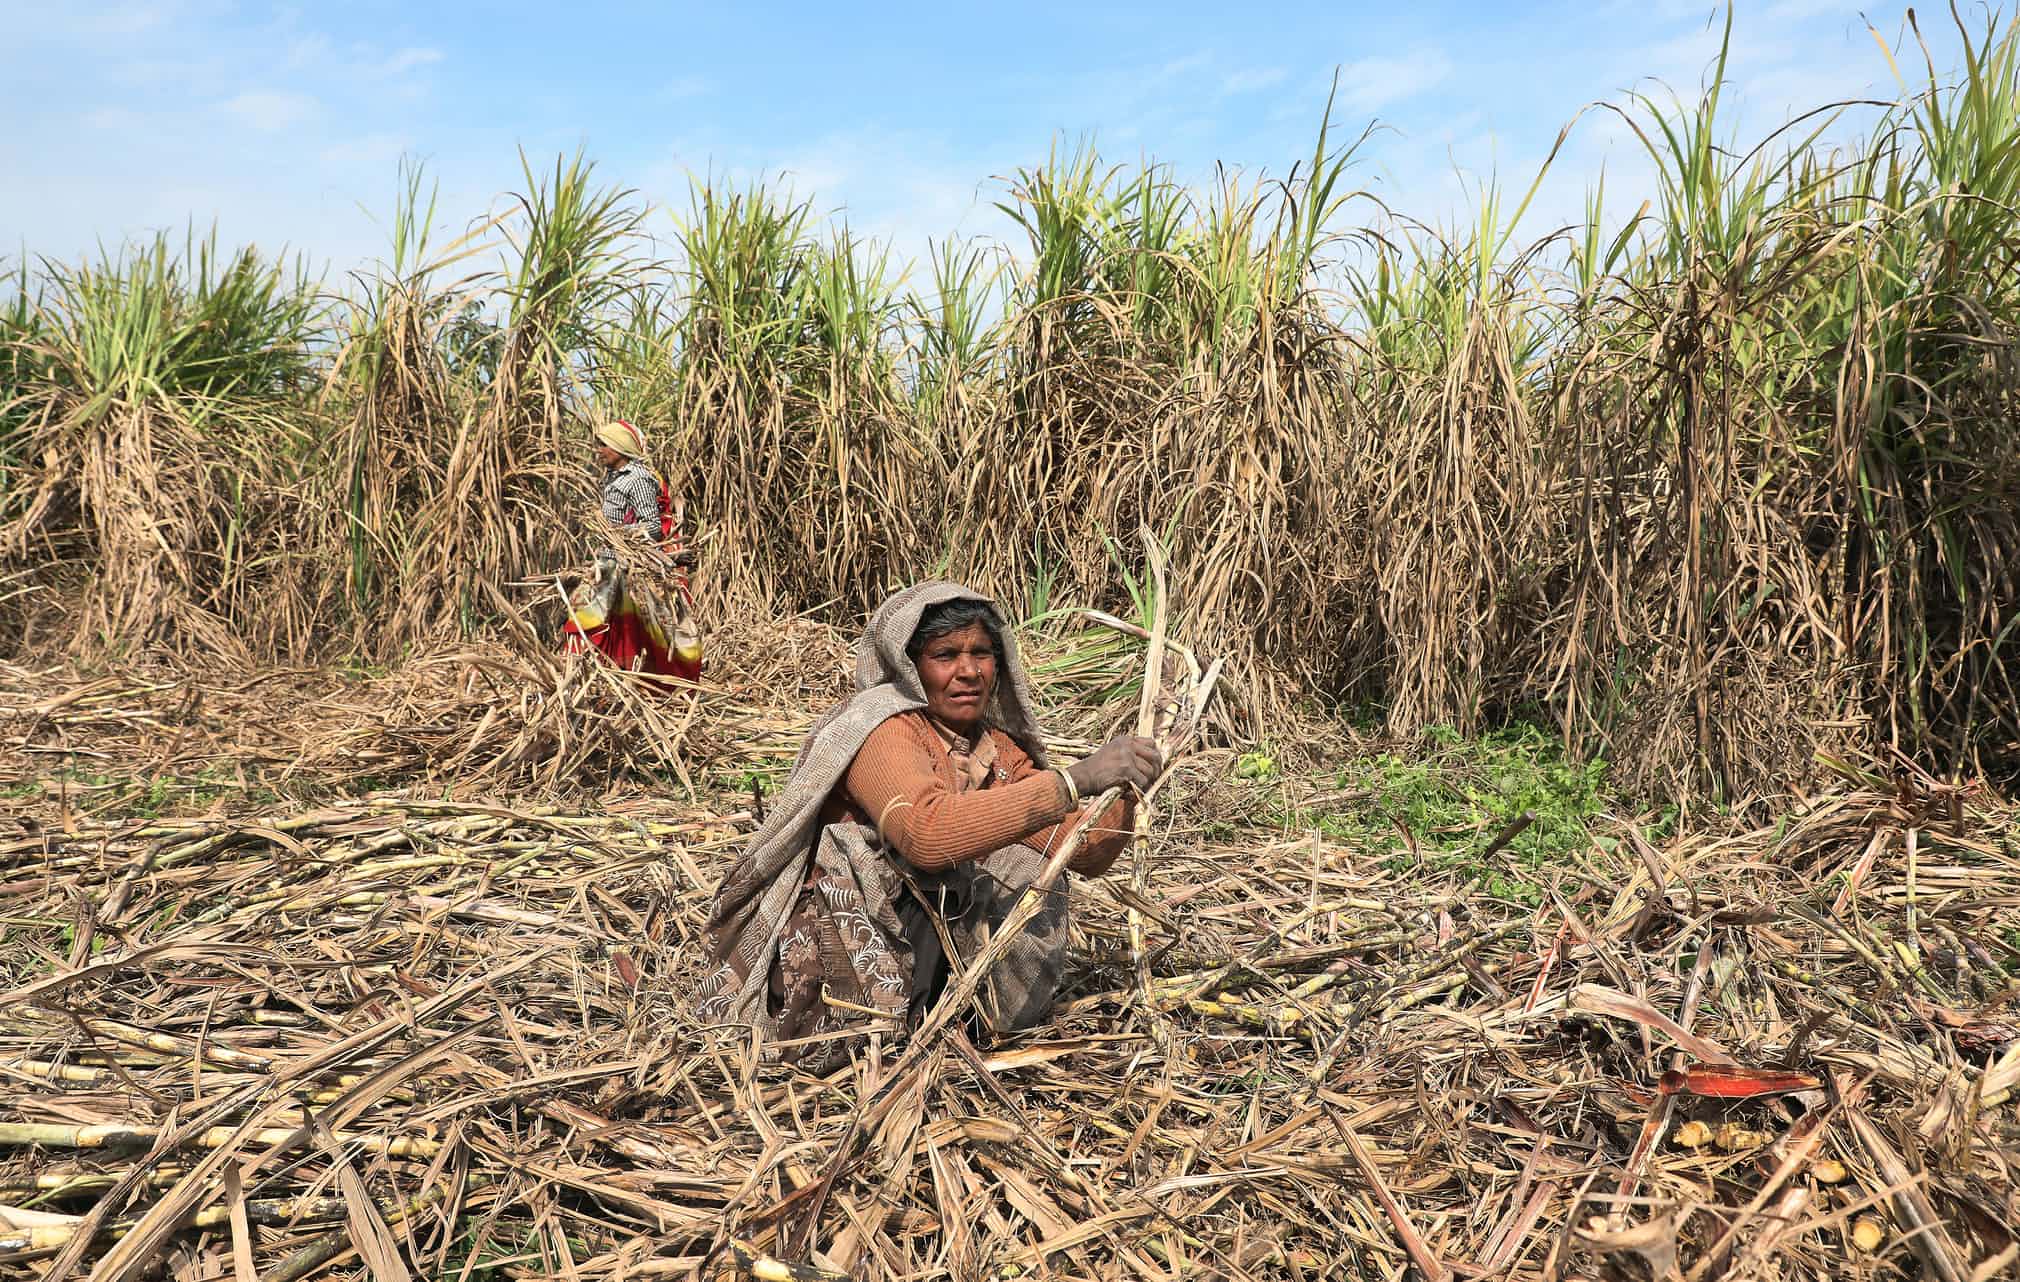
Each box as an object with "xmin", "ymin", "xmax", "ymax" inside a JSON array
[{"xmin": 1067, "ymin": 735, "xmax": 1163, "ymax": 798}]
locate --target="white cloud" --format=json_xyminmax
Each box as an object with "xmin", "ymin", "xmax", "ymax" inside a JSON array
[
  {"xmin": 1595, "ymin": 0, "xmax": 1729, "ymax": 20},
  {"xmin": 1153, "ymin": 53, "xmax": 1212, "ymax": 82},
  {"xmin": 377, "ymin": 47, "xmax": 443, "ymax": 77},
  {"xmin": 644, "ymin": 127, "xmax": 1003, "ymax": 281},
  {"xmin": 1765, "ymin": 0, "xmax": 1866, "ymax": 20},
  {"xmin": 1222, "ymin": 67, "xmax": 1287, "ymax": 96},
  {"xmin": 659, "ymin": 75, "xmax": 711, "ymax": 100},
  {"xmin": 83, "ymin": 106, "xmax": 147, "ymax": 130},
  {"xmin": 282, "ymin": 34, "xmax": 334, "ymax": 71},
  {"xmin": 77, "ymin": 1, "xmax": 172, "ymax": 37},
  {"xmin": 1336, "ymin": 50, "xmax": 1453, "ymax": 113},
  {"xmin": 318, "ymin": 133, "xmax": 415, "ymax": 170},
  {"xmin": 220, "ymin": 90, "xmax": 319, "ymax": 133},
  {"xmin": 1618, "ymin": 25, "xmax": 1750, "ymax": 96}
]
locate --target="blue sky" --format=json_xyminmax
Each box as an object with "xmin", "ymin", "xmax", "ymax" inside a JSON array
[{"xmin": 1, "ymin": 1, "xmax": 1977, "ymax": 284}]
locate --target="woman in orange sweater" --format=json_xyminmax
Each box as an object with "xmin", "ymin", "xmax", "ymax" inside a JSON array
[{"xmin": 697, "ymin": 583, "xmax": 1161, "ymax": 1069}]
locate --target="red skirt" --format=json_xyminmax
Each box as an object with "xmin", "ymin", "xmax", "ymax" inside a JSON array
[{"xmin": 562, "ymin": 603, "xmax": 702, "ymax": 686}]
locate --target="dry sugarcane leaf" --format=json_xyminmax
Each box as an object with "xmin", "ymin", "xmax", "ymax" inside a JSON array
[
  {"xmin": 1568, "ymin": 984, "xmax": 1739, "ymax": 1065},
  {"xmin": 1324, "ymin": 1107, "xmax": 1447, "ymax": 1282},
  {"xmin": 223, "ymin": 1165, "xmax": 257, "ymax": 1282},
  {"xmin": 1573, "ymin": 1212, "xmax": 1681, "ymax": 1282},
  {"xmin": 318, "ymin": 1131, "xmax": 412, "ymax": 1282},
  {"xmin": 1844, "ymin": 1105, "xmax": 1969, "ymax": 1282},
  {"xmin": 0, "ymin": 936, "xmax": 259, "ymax": 1009},
  {"xmin": 0, "ymin": 1203, "xmax": 83, "ymax": 1229}
]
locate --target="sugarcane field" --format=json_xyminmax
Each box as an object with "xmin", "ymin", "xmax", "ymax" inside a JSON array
[{"xmin": 3, "ymin": 5, "xmax": 2020, "ymax": 1280}]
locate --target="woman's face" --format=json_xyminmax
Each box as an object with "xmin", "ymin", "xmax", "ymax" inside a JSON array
[
  {"xmin": 916, "ymin": 623, "xmax": 998, "ymax": 731},
  {"xmin": 594, "ymin": 445, "xmax": 625, "ymax": 469}
]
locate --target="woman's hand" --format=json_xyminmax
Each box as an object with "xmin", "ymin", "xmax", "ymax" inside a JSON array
[
  {"xmin": 1067, "ymin": 735, "xmax": 1163, "ymax": 798},
  {"xmin": 670, "ymin": 548, "xmax": 697, "ymax": 569}
]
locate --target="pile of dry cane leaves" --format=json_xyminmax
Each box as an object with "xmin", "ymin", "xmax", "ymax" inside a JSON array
[
  {"xmin": 2, "ymin": 623, "xmax": 2019, "ymax": 1280},
  {"xmin": 0, "ymin": 609, "xmax": 850, "ymax": 810}
]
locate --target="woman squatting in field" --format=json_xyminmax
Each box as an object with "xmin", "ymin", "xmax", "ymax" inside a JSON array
[{"xmin": 696, "ymin": 583, "xmax": 1161, "ymax": 1069}]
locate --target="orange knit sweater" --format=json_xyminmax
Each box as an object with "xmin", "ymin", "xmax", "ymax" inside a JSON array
[{"xmin": 823, "ymin": 712, "xmax": 1134, "ymax": 875}]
